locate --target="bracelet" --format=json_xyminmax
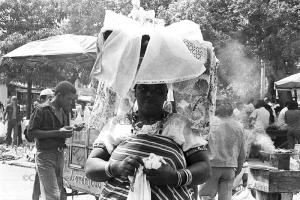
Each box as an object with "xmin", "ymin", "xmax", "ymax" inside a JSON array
[
  {"xmin": 176, "ymin": 170, "xmax": 182, "ymax": 187},
  {"xmin": 105, "ymin": 162, "xmax": 113, "ymax": 178},
  {"xmin": 178, "ymin": 169, "xmax": 193, "ymax": 186},
  {"xmin": 184, "ymin": 169, "xmax": 193, "ymax": 186}
]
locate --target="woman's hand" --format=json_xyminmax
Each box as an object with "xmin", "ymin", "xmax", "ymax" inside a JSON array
[
  {"xmin": 110, "ymin": 155, "xmax": 143, "ymax": 177},
  {"xmin": 144, "ymin": 163, "xmax": 177, "ymax": 186}
]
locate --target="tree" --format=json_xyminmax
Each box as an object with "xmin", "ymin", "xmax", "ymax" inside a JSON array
[
  {"xmin": 60, "ymin": 0, "xmax": 137, "ymax": 35},
  {"xmin": 0, "ymin": 0, "xmax": 65, "ymax": 40},
  {"xmin": 230, "ymin": 0, "xmax": 300, "ymax": 100},
  {"xmin": 163, "ymin": 0, "xmax": 299, "ymax": 101},
  {"xmin": 0, "ymin": 0, "xmax": 67, "ymax": 118}
]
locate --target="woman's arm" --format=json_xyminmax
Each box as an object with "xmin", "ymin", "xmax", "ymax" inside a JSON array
[
  {"xmin": 85, "ymin": 147, "xmax": 143, "ymax": 182},
  {"xmin": 185, "ymin": 150, "xmax": 211, "ymax": 185},
  {"xmin": 85, "ymin": 148, "xmax": 111, "ymax": 182}
]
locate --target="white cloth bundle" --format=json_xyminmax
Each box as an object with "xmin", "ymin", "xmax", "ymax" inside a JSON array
[
  {"xmin": 231, "ymin": 189, "xmax": 255, "ymax": 200},
  {"xmin": 127, "ymin": 153, "xmax": 166, "ymax": 200},
  {"xmin": 127, "ymin": 166, "xmax": 151, "ymax": 200}
]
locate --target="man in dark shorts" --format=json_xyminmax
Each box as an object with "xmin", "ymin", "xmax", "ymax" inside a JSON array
[{"xmin": 28, "ymin": 81, "xmax": 77, "ymax": 200}]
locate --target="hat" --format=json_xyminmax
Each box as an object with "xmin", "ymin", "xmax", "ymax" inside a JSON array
[{"xmin": 40, "ymin": 88, "xmax": 54, "ymax": 96}]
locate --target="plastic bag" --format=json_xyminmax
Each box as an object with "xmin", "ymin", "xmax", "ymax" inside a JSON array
[
  {"xmin": 293, "ymin": 193, "xmax": 300, "ymax": 200},
  {"xmin": 127, "ymin": 166, "xmax": 151, "ymax": 200},
  {"xmin": 127, "ymin": 153, "xmax": 166, "ymax": 200},
  {"xmin": 232, "ymin": 189, "xmax": 255, "ymax": 200}
]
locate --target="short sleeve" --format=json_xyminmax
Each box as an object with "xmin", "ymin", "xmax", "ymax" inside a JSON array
[
  {"xmin": 28, "ymin": 107, "xmax": 43, "ymax": 132},
  {"xmin": 93, "ymin": 117, "xmax": 132, "ymax": 154},
  {"xmin": 162, "ymin": 113, "xmax": 207, "ymax": 152}
]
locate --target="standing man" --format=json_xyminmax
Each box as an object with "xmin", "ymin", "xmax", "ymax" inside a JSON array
[
  {"xmin": 39, "ymin": 88, "xmax": 55, "ymax": 104},
  {"xmin": 31, "ymin": 88, "xmax": 54, "ymax": 200},
  {"xmin": 285, "ymin": 101, "xmax": 300, "ymax": 149},
  {"xmin": 28, "ymin": 81, "xmax": 77, "ymax": 200},
  {"xmin": 277, "ymin": 101, "xmax": 289, "ymax": 130},
  {"xmin": 3, "ymin": 96, "xmax": 22, "ymax": 146},
  {"xmin": 199, "ymin": 99, "xmax": 246, "ymax": 200}
]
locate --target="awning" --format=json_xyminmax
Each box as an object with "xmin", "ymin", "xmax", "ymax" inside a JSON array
[
  {"xmin": 3, "ymin": 34, "xmax": 97, "ymax": 58},
  {"xmin": 274, "ymin": 73, "xmax": 300, "ymax": 90}
]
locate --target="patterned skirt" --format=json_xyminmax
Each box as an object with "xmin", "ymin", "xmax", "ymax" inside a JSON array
[{"xmin": 100, "ymin": 134, "xmax": 192, "ymax": 200}]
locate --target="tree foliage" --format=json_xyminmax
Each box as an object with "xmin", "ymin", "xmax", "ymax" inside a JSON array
[
  {"xmin": 162, "ymin": 0, "xmax": 299, "ymax": 99},
  {"xmin": 0, "ymin": 0, "xmax": 96, "ymax": 87},
  {"xmin": 0, "ymin": 0, "xmax": 299, "ymax": 101},
  {"xmin": 0, "ymin": 0, "xmax": 65, "ymax": 40}
]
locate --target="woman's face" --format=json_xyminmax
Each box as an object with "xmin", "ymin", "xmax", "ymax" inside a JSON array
[{"xmin": 135, "ymin": 84, "xmax": 167, "ymax": 116}]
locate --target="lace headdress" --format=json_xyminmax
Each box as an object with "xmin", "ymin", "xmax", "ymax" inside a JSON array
[{"xmin": 89, "ymin": 0, "xmax": 218, "ymax": 137}]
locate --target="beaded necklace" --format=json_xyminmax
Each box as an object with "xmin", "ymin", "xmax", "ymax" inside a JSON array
[{"xmin": 130, "ymin": 111, "xmax": 170, "ymax": 135}]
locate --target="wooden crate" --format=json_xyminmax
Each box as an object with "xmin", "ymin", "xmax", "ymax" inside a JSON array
[{"xmin": 248, "ymin": 167, "xmax": 300, "ymax": 193}]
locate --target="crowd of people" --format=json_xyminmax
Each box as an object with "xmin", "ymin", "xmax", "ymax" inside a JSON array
[
  {"xmin": 12, "ymin": 79, "xmax": 298, "ymax": 200},
  {"xmin": 233, "ymin": 97, "xmax": 300, "ymax": 150}
]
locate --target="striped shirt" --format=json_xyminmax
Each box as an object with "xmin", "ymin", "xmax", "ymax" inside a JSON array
[{"xmin": 99, "ymin": 134, "xmax": 192, "ymax": 200}]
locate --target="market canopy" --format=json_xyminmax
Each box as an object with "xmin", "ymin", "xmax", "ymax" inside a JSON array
[
  {"xmin": 3, "ymin": 34, "xmax": 97, "ymax": 63},
  {"xmin": 274, "ymin": 73, "xmax": 300, "ymax": 90}
]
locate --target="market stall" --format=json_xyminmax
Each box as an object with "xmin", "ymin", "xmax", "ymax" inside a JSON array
[
  {"xmin": 275, "ymin": 73, "xmax": 300, "ymax": 102},
  {"xmin": 248, "ymin": 157, "xmax": 300, "ymax": 200},
  {"xmin": 264, "ymin": 73, "xmax": 300, "ymax": 149}
]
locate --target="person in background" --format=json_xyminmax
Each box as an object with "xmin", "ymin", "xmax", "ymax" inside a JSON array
[
  {"xmin": 242, "ymin": 98, "xmax": 255, "ymax": 129},
  {"xmin": 199, "ymin": 99, "xmax": 246, "ymax": 200},
  {"xmin": 250, "ymin": 100, "xmax": 270, "ymax": 134},
  {"xmin": 276, "ymin": 101, "xmax": 289, "ymax": 131},
  {"xmin": 39, "ymin": 88, "xmax": 54, "ymax": 104},
  {"xmin": 33, "ymin": 101, "xmax": 39, "ymax": 110},
  {"xmin": 31, "ymin": 88, "xmax": 54, "ymax": 200},
  {"xmin": 263, "ymin": 98, "xmax": 275, "ymax": 124},
  {"xmin": 3, "ymin": 96, "xmax": 22, "ymax": 146},
  {"xmin": 75, "ymin": 101, "xmax": 84, "ymax": 118},
  {"xmin": 233, "ymin": 101, "xmax": 244, "ymax": 120},
  {"xmin": 285, "ymin": 101, "xmax": 300, "ymax": 149},
  {"xmin": 28, "ymin": 81, "xmax": 77, "ymax": 200},
  {"xmin": 245, "ymin": 98, "xmax": 255, "ymax": 112},
  {"xmin": 0, "ymin": 101, "xmax": 4, "ymax": 121}
]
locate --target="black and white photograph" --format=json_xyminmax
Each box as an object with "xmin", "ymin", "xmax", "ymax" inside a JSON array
[{"xmin": 0, "ymin": 0, "xmax": 299, "ymax": 199}]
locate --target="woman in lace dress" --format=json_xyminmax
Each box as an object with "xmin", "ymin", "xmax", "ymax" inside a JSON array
[{"xmin": 85, "ymin": 83, "xmax": 211, "ymax": 200}]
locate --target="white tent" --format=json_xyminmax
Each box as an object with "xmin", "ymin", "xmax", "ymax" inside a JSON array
[
  {"xmin": 275, "ymin": 73, "xmax": 300, "ymax": 90},
  {"xmin": 3, "ymin": 34, "xmax": 97, "ymax": 59}
]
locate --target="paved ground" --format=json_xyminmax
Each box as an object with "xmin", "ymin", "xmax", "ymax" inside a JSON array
[{"xmin": 0, "ymin": 164, "xmax": 96, "ymax": 200}]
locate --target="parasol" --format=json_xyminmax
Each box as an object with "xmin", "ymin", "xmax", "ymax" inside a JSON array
[
  {"xmin": 3, "ymin": 34, "xmax": 97, "ymax": 64},
  {"xmin": 2, "ymin": 34, "xmax": 97, "ymax": 118}
]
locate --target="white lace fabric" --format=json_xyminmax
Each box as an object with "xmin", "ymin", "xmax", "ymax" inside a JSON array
[{"xmin": 93, "ymin": 113, "xmax": 207, "ymax": 154}]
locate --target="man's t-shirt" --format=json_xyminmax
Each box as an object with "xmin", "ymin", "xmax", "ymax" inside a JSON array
[
  {"xmin": 250, "ymin": 107, "xmax": 270, "ymax": 130},
  {"xmin": 28, "ymin": 103, "xmax": 69, "ymax": 150},
  {"xmin": 277, "ymin": 107, "xmax": 288, "ymax": 128},
  {"xmin": 285, "ymin": 110, "xmax": 300, "ymax": 131},
  {"xmin": 12, "ymin": 105, "xmax": 16, "ymax": 120}
]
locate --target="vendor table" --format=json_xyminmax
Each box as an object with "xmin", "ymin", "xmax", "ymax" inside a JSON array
[{"xmin": 248, "ymin": 160, "xmax": 300, "ymax": 200}]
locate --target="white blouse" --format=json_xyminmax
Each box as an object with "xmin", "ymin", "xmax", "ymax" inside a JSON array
[{"xmin": 93, "ymin": 113, "xmax": 207, "ymax": 154}]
